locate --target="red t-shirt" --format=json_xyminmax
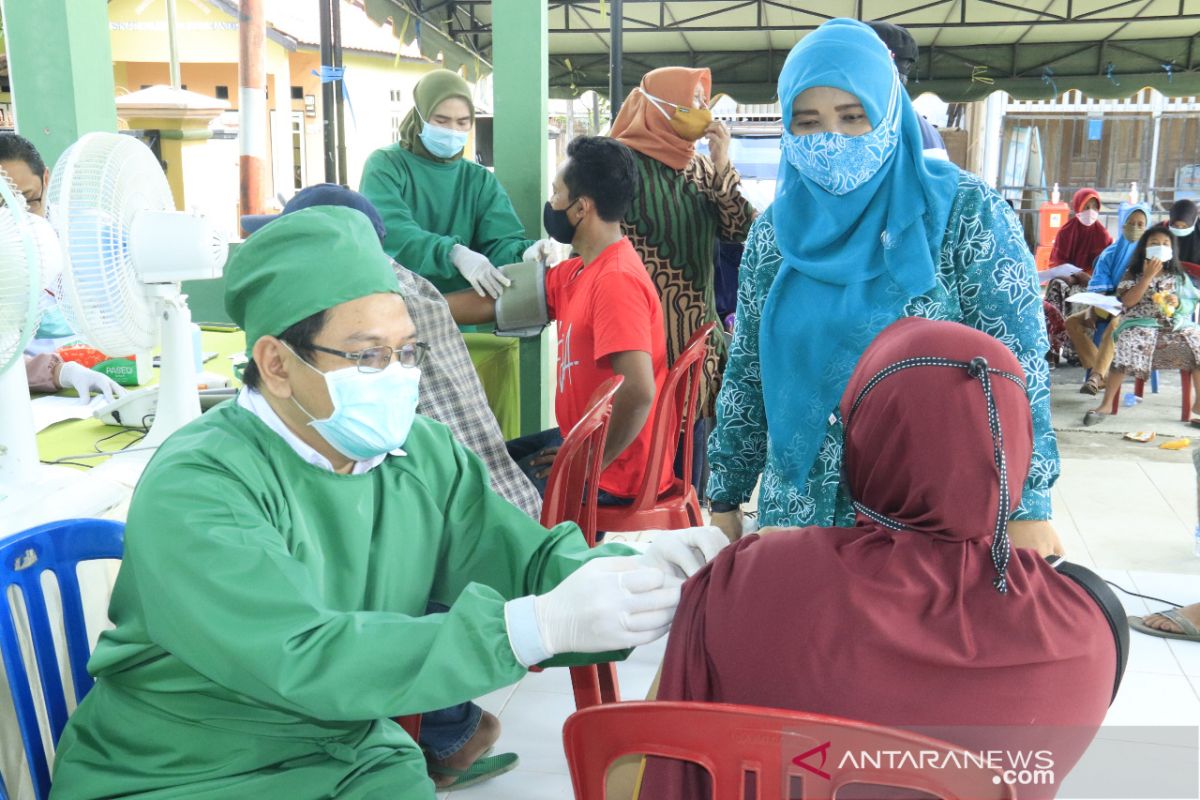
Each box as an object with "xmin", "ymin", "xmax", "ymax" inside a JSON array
[{"xmin": 546, "ymin": 237, "xmax": 670, "ymax": 499}]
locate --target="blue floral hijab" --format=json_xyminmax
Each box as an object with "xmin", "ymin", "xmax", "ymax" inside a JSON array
[{"xmin": 760, "ymin": 18, "xmax": 960, "ymax": 484}]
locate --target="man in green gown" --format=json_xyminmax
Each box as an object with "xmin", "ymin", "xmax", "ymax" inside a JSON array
[
  {"xmin": 360, "ymin": 69, "xmax": 553, "ymax": 298},
  {"xmin": 49, "ymin": 207, "xmax": 726, "ymax": 799}
]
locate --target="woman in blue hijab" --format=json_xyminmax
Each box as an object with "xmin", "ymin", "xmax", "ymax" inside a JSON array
[
  {"xmin": 1066, "ymin": 202, "xmax": 1150, "ymax": 395},
  {"xmin": 707, "ymin": 18, "xmax": 1063, "ymax": 556}
]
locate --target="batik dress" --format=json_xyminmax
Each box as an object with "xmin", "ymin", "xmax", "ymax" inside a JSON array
[
  {"xmin": 708, "ymin": 172, "xmax": 1059, "ymax": 528},
  {"xmin": 1112, "ymin": 271, "xmax": 1200, "ymax": 380},
  {"xmin": 622, "ymin": 151, "xmax": 756, "ymax": 414}
]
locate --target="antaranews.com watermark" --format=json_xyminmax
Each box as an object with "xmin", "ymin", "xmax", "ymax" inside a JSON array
[{"xmin": 778, "ymin": 724, "xmax": 1198, "ymax": 798}]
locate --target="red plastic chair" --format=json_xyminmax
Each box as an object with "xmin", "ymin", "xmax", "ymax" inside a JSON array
[
  {"xmin": 563, "ymin": 701, "xmax": 1017, "ymax": 800},
  {"xmin": 542, "ymin": 376, "xmax": 625, "ymax": 547},
  {"xmin": 540, "ymin": 376, "xmax": 625, "ymax": 710},
  {"xmin": 1108, "ymin": 371, "xmax": 1192, "ymax": 422},
  {"xmin": 593, "ymin": 323, "xmax": 715, "ymax": 533}
]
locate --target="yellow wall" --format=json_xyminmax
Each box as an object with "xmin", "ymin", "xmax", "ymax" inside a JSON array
[
  {"xmin": 340, "ymin": 52, "xmax": 440, "ymax": 189},
  {"xmin": 106, "ymin": 0, "xmax": 461, "ymax": 212}
]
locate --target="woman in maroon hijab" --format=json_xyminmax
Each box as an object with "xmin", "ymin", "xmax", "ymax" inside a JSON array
[
  {"xmin": 641, "ymin": 317, "xmax": 1121, "ymax": 800},
  {"xmin": 1046, "ymin": 189, "xmax": 1113, "ymax": 362}
]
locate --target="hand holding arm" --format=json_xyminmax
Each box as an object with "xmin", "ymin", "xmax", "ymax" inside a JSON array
[
  {"xmin": 451, "ymin": 244, "xmax": 512, "ymax": 299},
  {"xmin": 637, "ymin": 525, "xmax": 730, "ymax": 580}
]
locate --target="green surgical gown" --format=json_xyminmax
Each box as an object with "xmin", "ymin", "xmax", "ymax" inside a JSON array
[
  {"xmin": 359, "ymin": 145, "xmax": 534, "ymax": 295},
  {"xmin": 49, "ymin": 403, "xmax": 629, "ymax": 799}
]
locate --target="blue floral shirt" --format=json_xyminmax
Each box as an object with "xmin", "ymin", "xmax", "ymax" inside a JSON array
[{"xmin": 708, "ymin": 172, "xmax": 1059, "ymax": 527}]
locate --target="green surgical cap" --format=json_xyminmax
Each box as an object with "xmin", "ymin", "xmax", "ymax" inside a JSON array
[{"xmin": 224, "ymin": 206, "xmax": 402, "ymax": 358}]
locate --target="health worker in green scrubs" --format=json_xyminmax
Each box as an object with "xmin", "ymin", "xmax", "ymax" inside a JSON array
[
  {"xmin": 360, "ymin": 69, "xmax": 553, "ymax": 298},
  {"xmin": 49, "ymin": 207, "xmax": 728, "ymax": 799}
]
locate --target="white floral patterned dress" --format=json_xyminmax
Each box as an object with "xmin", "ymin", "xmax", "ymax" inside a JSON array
[
  {"xmin": 1112, "ymin": 271, "xmax": 1200, "ymax": 381},
  {"xmin": 708, "ymin": 171, "xmax": 1059, "ymax": 528}
]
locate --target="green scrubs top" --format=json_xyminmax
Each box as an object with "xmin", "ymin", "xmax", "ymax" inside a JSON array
[
  {"xmin": 359, "ymin": 145, "xmax": 534, "ymax": 295},
  {"xmin": 49, "ymin": 404, "xmax": 629, "ymax": 799}
]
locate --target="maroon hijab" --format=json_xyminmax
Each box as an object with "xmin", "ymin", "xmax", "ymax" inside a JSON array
[
  {"xmin": 1050, "ymin": 187, "xmax": 1112, "ymax": 272},
  {"xmin": 642, "ymin": 318, "xmax": 1114, "ymax": 800}
]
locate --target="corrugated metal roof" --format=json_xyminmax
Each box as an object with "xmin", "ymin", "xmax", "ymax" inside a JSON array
[{"xmin": 360, "ymin": 1, "xmax": 1200, "ymax": 101}]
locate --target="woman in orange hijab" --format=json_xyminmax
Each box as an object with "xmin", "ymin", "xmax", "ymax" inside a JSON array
[{"xmin": 610, "ymin": 67, "xmax": 757, "ymax": 489}]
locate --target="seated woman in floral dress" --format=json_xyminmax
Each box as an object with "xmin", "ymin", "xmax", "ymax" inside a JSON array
[{"xmin": 1085, "ymin": 224, "xmax": 1200, "ymax": 424}]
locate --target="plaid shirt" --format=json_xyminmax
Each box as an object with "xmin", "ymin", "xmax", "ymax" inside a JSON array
[{"xmin": 394, "ymin": 263, "xmax": 542, "ymax": 519}]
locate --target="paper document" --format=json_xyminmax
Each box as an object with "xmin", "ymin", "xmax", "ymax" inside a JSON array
[
  {"xmin": 1038, "ymin": 264, "xmax": 1083, "ymax": 284},
  {"xmin": 30, "ymin": 395, "xmax": 106, "ymax": 432},
  {"xmin": 1067, "ymin": 292, "xmax": 1124, "ymax": 315}
]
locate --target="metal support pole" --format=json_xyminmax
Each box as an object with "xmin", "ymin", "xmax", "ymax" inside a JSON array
[
  {"xmin": 166, "ymin": 0, "xmax": 182, "ymax": 89},
  {"xmin": 238, "ymin": 0, "xmax": 267, "ymax": 225},
  {"xmin": 331, "ymin": 0, "xmax": 348, "ymax": 185},
  {"xmin": 1148, "ymin": 90, "xmax": 1163, "ymax": 202},
  {"xmin": 318, "ymin": 0, "xmax": 339, "ymax": 184},
  {"xmin": 610, "ymin": 0, "xmax": 624, "ymax": 120}
]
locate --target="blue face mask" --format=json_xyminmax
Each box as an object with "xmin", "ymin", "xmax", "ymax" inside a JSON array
[
  {"xmin": 781, "ymin": 75, "xmax": 902, "ymax": 196},
  {"xmin": 289, "ymin": 351, "xmax": 422, "ymax": 461},
  {"xmin": 36, "ymin": 303, "xmax": 74, "ymax": 339},
  {"xmin": 417, "ymin": 109, "xmax": 470, "ymax": 159}
]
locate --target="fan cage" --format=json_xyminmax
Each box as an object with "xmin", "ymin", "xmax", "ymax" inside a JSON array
[
  {"xmin": 0, "ymin": 172, "xmax": 39, "ymax": 374},
  {"xmin": 49, "ymin": 133, "xmax": 174, "ymax": 355}
]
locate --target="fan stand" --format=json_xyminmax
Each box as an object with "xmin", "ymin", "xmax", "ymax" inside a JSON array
[
  {"xmin": 88, "ymin": 287, "xmax": 202, "ymax": 489},
  {"xmin": 0, "ymin": 362, "xmax": 127, "ymax": 537}
]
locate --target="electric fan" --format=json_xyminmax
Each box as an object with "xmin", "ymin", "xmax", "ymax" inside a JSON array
[
  {"xmin": 0, "ymin": 169, "xmax": 125, "ymax": 535},
  {"xmin": 48, "ymin": 132, "xmax": 227, "ymax": 455}
]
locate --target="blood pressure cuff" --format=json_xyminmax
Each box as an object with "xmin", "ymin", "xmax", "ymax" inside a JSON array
[
  {"xmin": 1048, "ymin": 555, "xmax": 1129, "ymax": 704},
  {"xmin": 494, "ymin": 260, "xmax": 548, "ymax": 338}
]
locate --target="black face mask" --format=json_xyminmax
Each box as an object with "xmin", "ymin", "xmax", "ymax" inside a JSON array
[{"xmin": 543, "ymin": 199, "xmax": 579, "ymax": 245}]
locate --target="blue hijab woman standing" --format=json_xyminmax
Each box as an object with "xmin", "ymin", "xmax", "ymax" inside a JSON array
[{"xmin": 707, "ymin": 19, "xmax": 1063, "ymax": 555}]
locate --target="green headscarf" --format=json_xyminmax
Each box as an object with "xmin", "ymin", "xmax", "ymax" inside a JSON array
[
  {"xmin": 397, "ymin": 68, "xmax": 475, "ymax": 163},
  {"xmin": 224, "ymin": 206, "xmax": 403, "ymax": 358}
]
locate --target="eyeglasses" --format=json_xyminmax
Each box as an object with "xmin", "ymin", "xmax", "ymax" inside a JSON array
[{"xmin": 309, "ymin": 341, "xmax": 430, "ymax": 372}]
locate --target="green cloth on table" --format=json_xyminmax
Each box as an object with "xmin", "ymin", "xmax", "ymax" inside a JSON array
[
  {"xmin": 49, "ymin": 403, "xmax": 632, "ymax": 799},
  {"xmin": 223, "ymin": 207, "xmax": 402, "ymax": 359},
  {"xmin": 359, "ymin": 145, "xmax": 533, "ymax": 295},
  {"xmin": 463, "ymin": 333, "xmax": 521, "ymax": 440}
]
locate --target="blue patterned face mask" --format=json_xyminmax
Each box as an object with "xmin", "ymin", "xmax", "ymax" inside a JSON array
[{"xmin": 781, "ymin": 75, "xmax": 902, "ymax": 196}]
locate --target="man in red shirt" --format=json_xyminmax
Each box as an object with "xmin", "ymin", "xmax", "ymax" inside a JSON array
[{"xmin": 449, "ymin": 136, "xmax": 670, "ymax": 504}]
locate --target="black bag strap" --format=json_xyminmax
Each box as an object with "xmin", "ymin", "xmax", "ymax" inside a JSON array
[{"xmin": 1047, "ymin": 556, "xmax": 1129, "ymax": 704}]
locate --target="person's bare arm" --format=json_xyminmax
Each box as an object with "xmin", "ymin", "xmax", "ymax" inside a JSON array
[
  {"xmin": 604, "ymin": 350, "xmax": 656, "ymax": 468},
  {"xmin": 445, "ymin": 290, "xmax": 497, "ymax": 326},
  {"xmin": 1121, "ymin": 260, "xmax": 1162, "ymax": 308}
]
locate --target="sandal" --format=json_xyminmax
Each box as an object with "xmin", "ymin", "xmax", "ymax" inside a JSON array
[
  {"xmin": 1080, "ymin": 375, "xmax": 1103, "ymax": 395},
  {"xmin": 428, "ymin": 752, "xmax": 519, "ymax": 789},
  {"xmin": 1083, "ymin": 410, "xmax": 1106, "ymax": 426},
  {"xmin": 1128, "ymin": 610, "xmax": 1200, "ymax": 642}
]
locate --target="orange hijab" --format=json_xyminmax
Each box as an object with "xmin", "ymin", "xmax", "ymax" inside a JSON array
[{"xmin": 610, "ymin": 67, "xmax": 711, "ymax": 171}]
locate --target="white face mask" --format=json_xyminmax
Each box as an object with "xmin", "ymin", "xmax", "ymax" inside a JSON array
[
  {"xmin": 1170, "ymin": 225, "xmax": 1196, "ymax": 238},
  {"xmin": 1077, "ymin": 209, "xmax": 1100, "ymax": 226},
  {"xmin": 1147, "ymin": 244, "xmax": 1174, "ymax": 263}
]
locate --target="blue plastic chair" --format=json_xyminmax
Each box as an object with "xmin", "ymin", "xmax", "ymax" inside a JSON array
[{"xmin": 0, "ymin": 519, "xmax": 124, "ymax": 800}]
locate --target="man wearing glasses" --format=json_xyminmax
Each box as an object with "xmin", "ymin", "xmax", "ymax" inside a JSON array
[{"xmin": 51, "ymin": 206, "xmax": 729, "ymax": 798}]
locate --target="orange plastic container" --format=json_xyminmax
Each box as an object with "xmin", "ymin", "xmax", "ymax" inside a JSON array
[{"xmin": 1038, "ymin": 198, "xmax": 1070, "ymax": 248}]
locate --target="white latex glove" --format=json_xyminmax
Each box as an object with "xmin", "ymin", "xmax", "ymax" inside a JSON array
[
  {"xmin": 57, "ymin": 361, "xmax": 125, "ymax": 404},
  {"xmin": 638, "ymin": 525, "xmax": 730, "ymax": 580},
  {"xmin": 533, "ymin": 557, "xmax": 680, "ymax": 655},
  {"xmin": 450, "ymin": 244, "xmax": 511, "ymax": 298},
  {"xmin": 522, "ymin": 238, "xmax": 558, "ymax": 267}
]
